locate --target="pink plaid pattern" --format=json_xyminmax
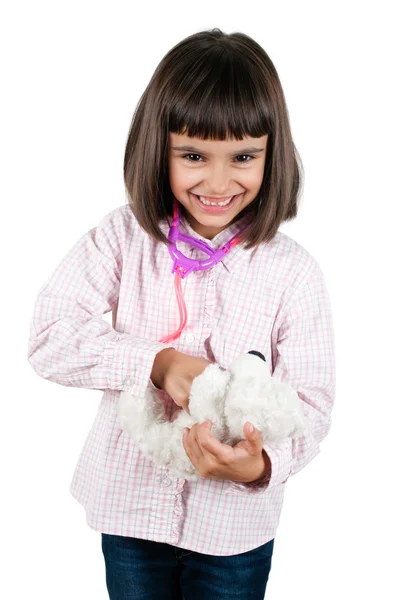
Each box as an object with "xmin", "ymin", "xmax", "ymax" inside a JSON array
[{"xmin": 27, "ymin": 203, "xmax": 335, "ymax": 555}]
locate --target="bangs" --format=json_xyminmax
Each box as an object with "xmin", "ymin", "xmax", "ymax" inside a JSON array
[{"xmin": 167, "ymin": 49, "xmax": 272, "ymax": 141}]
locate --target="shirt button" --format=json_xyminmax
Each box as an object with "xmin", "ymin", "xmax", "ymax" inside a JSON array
[
  {"xmin": 123, "ymin": 377, "xmax": 133, "ymax": 386},
  {"xmin": 162, "ymin": 477, "xmax": 172, "ymax": 486},
  {"xmin": 182, "ymin": 330, "xmax": 195, "ymax": 344}
]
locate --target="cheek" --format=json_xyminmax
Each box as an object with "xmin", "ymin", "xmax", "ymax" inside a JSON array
[
  {"xmin": 170, "ymin": 165, "xmax": 199, "ymax": 190},
  {"xmin": 239, "ymin": 171, "xmax": 262, "ymax": 190},
  {"xmin": 247, "ymin": 166, "xmax": 265, "ymax": 189}
]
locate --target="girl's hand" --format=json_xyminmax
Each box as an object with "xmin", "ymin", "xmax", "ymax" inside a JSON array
[
  {"xmin": 151, "ymin": 349, "xmax": 213, "ymax": 414},
  {"xmin": 182, "ymin": 421, "xmax": 271, "ymax": 483}
]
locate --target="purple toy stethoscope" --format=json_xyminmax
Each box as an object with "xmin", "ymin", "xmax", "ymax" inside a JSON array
[{"xmin": 158, "ymin": 197, "xmax": 250, "ymax": 343}]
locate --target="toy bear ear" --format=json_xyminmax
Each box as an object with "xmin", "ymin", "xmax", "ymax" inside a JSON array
[
  {"xmin": 229, "ymin": 351, "xmax": 269, "ymax": 380},
  {"xmin": 248, "ymin": 350, "xmax": 266, "ymax": 362}
]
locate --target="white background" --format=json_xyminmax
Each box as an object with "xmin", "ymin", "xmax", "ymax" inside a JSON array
[{"xmin": 2, "ymin": 1, "xmax": 399, "ymax": 598}]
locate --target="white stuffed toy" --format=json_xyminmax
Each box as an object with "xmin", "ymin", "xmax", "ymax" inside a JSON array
[{"xmin": 117, "ymin": 350, "xmax": 306, "ymax": 481}]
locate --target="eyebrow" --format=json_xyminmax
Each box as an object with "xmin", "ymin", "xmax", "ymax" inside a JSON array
[{"xmin": 171, "ymin": 145, "xmax": 265, "ymax": 155}]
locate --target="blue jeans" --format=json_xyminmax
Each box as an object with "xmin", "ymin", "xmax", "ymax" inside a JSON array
[{"xmin": 101, "ymin": 533, "xmax": 274, "ymax": 599}]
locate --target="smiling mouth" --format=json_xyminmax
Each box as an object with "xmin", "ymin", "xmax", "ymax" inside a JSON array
[
  {"xmin": 194, "ymin": 194, "xmax": 243, "ymax": 206},
  {"xmin": 198, "ymin": 196, "xmax": 233, "ymax": 206}
]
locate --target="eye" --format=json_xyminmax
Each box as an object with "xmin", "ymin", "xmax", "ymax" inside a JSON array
[
  {"xmin": 182, "ymin": 153, "xmax": 203, "ymax": 162},
  {"xmin": 181, "ymin": 154, "xmax": 256, "ymax": 163},
  {"xmin": 235, "ymin": 154, "xmax": 255, "ymax": 163}
]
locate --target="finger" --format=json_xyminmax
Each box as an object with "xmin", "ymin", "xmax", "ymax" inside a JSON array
[
  {"xmin": 196, "ymin": 421, "xmax": 233, "ymax": 463},
  {"xmin": 246, "ymin": 422, "xmax": 262, "ymax": 441},
  {"xmin": 233, "ymin": 425, "xmax": 262, "ymax": 451},
  {"xmin": 183, "ymin": 425, "xmax": 204, "ymax": 465}
]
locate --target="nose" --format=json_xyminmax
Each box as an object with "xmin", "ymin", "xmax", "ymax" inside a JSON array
[{"xmin": 205, "ymin": 164, "xmax": 232, "ymax": 196}]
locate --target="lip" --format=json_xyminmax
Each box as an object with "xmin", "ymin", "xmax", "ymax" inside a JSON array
[{"xmin": 191, "ymin": 193, "xmax": 242, "ymax": 214}]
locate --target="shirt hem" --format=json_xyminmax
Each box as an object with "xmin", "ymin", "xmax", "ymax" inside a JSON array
[{"xmin": 69, "ymin": 486, "xmax": 278, "ymax": 557}]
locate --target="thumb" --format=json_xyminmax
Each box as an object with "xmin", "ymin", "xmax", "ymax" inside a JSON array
[{"xmin": 244, "ymin": 422, "xmax": 262, "ymax": 448}]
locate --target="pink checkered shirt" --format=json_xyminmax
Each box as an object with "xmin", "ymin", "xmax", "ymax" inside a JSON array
[{"xmin": 27, "ymin": 203, "xmax": 335, "ymax": 555}]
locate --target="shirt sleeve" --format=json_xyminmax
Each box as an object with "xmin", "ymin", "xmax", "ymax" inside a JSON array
[
  {"xmin": 229, "ymin": 262, "xmax": 336, "ymax": 495},
  {"xmin": 27, "ymin": 209, "xmax": 176, "ymax": 398}
]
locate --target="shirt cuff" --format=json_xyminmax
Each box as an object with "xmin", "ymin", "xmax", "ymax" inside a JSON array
[
  {"xmin": 227, "ymin": 439, "xmax": 293, "ymax": 495},
  {"xmin": 103, "ymin": 333, "xmax": 177, "ymax": 398}
]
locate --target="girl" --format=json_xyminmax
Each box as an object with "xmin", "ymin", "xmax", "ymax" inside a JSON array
[{"xmin": 27, "ymin": 28, "xmax": 336, "ymax": 599}]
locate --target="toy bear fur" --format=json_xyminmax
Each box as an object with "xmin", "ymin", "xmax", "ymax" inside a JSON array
[{"xmin": 117, "ymin": 351, "xmax": 306, "ymax": 481}]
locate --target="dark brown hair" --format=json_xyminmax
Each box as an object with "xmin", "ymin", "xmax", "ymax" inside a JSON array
[{"xmin": 124, "ymin": 28, "xmax": 303, "ymax": 250}]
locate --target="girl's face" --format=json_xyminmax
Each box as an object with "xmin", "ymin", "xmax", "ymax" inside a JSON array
[{"xmin": 168, "ymin": 132, "xmax": 268, "ymax": 239}]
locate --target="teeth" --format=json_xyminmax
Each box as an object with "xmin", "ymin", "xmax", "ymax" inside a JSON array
[{"xmin": 198, "ymin": 195, "xmax": 234, "ymax": 206}]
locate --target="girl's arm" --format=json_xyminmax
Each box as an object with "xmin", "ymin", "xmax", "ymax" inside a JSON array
[
  {"xmin": 27, "ymin": 208, "xmax": 175, "ymax": 398},
  {"xmin": 230, "ymin": 261, "xmax": 336, "ymax": 494}
]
